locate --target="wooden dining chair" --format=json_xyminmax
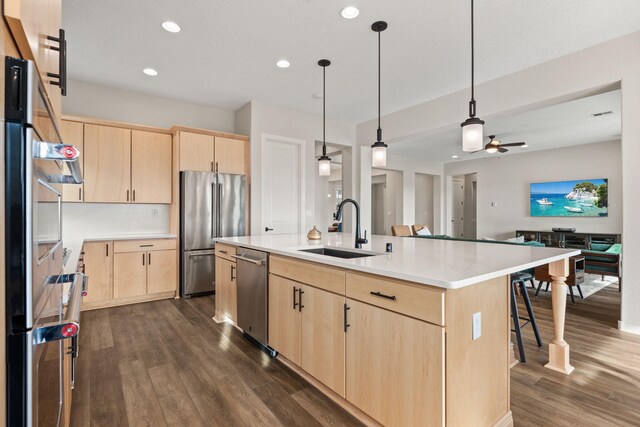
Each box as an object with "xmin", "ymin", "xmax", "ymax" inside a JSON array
[
  {"xmin": 391, "ymin": 225, "xmax": 413, "ymax": 236},
  {"xmin": 412, "ymin": 224, "xmax": 430, "ymax": 235}
]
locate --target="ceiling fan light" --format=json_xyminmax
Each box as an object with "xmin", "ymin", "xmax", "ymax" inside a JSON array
[
  {"xmin": 371, "ymin": 142, "xmax": 387, "ymax": 167},
  {"xmin": 318, "ymin": 156, "xmax": 331, "ymax": 176},
  {"xmin": 485, "ymin": 146, "xmax": 498, "ymax": 154},
  {"xmin": 461, "ymin": 117, "xmax": 484, "ymax": 152}
]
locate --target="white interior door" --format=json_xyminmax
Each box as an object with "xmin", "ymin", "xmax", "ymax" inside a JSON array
[
  {"xmin": 261, "ymin": 135, "xmax": 304, "ymax": 235},
  {"xmin": 451, "ymin": 178, "xmax": 464, "ymax": 238}
]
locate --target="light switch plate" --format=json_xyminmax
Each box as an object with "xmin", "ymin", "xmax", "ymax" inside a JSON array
[{"xmin": 472, "ymin": 312, "xmax": 482, "ymax": 340}]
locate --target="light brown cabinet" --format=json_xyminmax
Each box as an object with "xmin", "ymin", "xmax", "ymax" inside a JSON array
[
  {"xmin": 268, "ymin": 274, "xmax": 346, "ymax": 396},
  {"xmin": 83, "ymin": 124, "xmax": 172, "ymax": 204},
  {"xmin": 178, "ymin": 131, "xmax": 246, "ymax": 174},
  {"xmin": 131, "ymin": 130, "xmax": 172, "ymax": 203},
  {"xmin": 62, "ymin": 337, "xmax": 73, "ymax": 427},
  {"xmin": 84, "ymin": 124, "xmax": 131, "ymax": 203},
  {"xmin": 215, "ymin": 256, "xmax": 237, "ymax": 321},
  {"xmin": 114, "ymin": 248, "xmax": 177, "ymax": 298},
  {"xmin": 61, "ymin": 120, "xmax": 84, "ymax": 202},
  {"xmin": 345, "ymin": 298, "xmax": 444, "ymax": 427},
  {"xmin": 4, "ymin": 0, "xmax": 63, "ymax": 122},
  {"xmin": 82, "ymin": 241, "xmax": 113, "ymax": 304}
]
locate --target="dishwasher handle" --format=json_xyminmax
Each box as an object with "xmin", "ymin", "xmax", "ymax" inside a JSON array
[{"xmin": 231, "ymin": 254, "xmax": 264, "ymax": 266}]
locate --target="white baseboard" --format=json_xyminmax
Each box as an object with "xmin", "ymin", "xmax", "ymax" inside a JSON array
[{"xmin": 618, "ymin": 320, "xmax": 640, "ymax": 335}]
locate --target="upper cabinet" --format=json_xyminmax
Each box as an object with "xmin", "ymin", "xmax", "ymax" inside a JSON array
[
  {"xmin": 131, "ymin": 130, "xmax": 172, "ymax": 203},
  {"xmin": 4, "ymin": 0, "xmax": 65, "ymax": 123},
  {"xmin": 178, "ymin": 131, "xmax": 246, "ymax": 174},
  {"xmin": 84, "ymin": 124, "xmax": 132, "ymax": 203},
  {"xmin": 60, "ymin": 120, "xmax": 84, "ymax": 202}
]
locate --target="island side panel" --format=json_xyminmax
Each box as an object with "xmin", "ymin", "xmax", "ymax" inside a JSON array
[{"xmin": 445, "ymin": 275, "xmax": 511, "ymax": 427}]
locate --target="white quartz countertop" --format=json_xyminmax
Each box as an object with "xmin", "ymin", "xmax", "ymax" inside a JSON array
[
  {"xmin": 218, "ymin": 233, "xmax": 580, "ymax": 289},
  {"xmin": 63, "ymin": 233, "xmax": 177, "ymax": 274}
]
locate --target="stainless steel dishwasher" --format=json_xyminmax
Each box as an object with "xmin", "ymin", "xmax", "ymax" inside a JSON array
[{"xmin": 233, "ymin": 248, "xmax": 273, "ymax": 354}]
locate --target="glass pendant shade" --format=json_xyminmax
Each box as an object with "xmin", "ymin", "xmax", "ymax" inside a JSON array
[
  {"xmin": 318, "ymin": 157, "xmax": 331, "ymax": 176},
  {"xmin": 372, "ymin": 144, "xmax": 387, "ymax": 167},
  {"xmin": 461, "ymin": 119, "xmax": 484, "ymax": 152}
]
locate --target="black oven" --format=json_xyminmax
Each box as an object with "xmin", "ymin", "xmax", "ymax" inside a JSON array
[{"xmin": 5, "ymin": 57, "xmax": 86, "ymax": 426}]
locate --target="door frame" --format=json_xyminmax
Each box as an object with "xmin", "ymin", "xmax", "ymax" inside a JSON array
[{"xmin": 260, "ymin": 133, "xmax": 306, "ymax": 235}]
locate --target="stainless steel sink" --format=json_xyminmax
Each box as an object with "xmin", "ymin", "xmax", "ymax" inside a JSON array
[{"xmin": 298, "ymin": 247, "xmax": 378, "ymax": 259}]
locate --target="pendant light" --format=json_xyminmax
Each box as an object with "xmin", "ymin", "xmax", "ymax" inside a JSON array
[
  {"xmin": 460, "ymin": 0, "xmax": 485, "ymax": 152},
  {"xmin": 318, "ymin": 59, "xmax": 332, "ymax": 176},
  {"xmin": 371, "ymin": 21, "xmax": 388, "ymax": 167}
]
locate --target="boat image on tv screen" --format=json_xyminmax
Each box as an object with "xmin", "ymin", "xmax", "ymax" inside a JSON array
[{"xmin": 530, "ymin": 179, "xmax": 608, "ymax": 217}]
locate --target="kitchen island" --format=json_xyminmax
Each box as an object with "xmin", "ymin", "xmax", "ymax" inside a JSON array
[{"xmin": 217, "ymin": 233, "xmax": 580, "ymax": 427}]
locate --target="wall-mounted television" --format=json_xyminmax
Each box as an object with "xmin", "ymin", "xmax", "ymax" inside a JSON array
[{"xmin": 530, "ymin": 179, "xmax": 608, "ymax": 217}]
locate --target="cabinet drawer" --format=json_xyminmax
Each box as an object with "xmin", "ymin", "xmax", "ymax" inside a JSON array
[
  {"xmin": 270, "ymin": 256, "xmax": 345, "ymax": 295},
  {"xmin": 346, "ymin": 272, "xmax": 444, "ymax": 326},
  {"xmin": 215, "ymin": 243, "xmax": 237, "ymax": 262},
  {"xmin": 114, "ymin": 239, "xmax": 176, "ymax": 253}
]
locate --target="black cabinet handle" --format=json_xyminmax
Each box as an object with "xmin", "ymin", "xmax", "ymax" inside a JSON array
[
  {"xmin": 46, "ymin": 29, "xmax": 67, "ymax": 95},
  {"xmin": 265, "ymin": 227, "xmax": 274, "ymax": 232},
  {"xmin": 231, "ymin": 265, "xmax": 236, "ymax": 281},
  {"xmin": 142, "ymin": 253, "xmax": 145, "ymax": 265},
  {"xmin": 105, "ymin": 244, "xmax": 108, "ymax": 257},
  {"xmin": 298, "ymin": 289, "xmax": 304, "ymax": 311},
  {"xmin": 148, "ymin": 253, "xmax": 151, "ymax": 265},
  {"xmin": 133, "ymin": 190, "xmax": 136, "ymax": 201},
  {"xmin": 78, "ymin": 187, "xmax": 82, "ymax": 200},
  {"xmin": 370, "ymin": 291, "xmax": 396, "ymax": 301},
  {"xmin": 344, "ymin": 304, "xmax": 350, "ymax": 332},
  {"xmin": 293, "ymin": 287, "xmax": 298, "ymax": 309}
]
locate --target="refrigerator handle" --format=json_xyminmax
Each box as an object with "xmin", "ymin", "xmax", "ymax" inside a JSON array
[
  {"xmin": 211, "ymin": 183, "xmax": 216, "ymax": 239},
  {"xmin": 218, "ymin": 183, "xmax": 223, "ymax": 238}
]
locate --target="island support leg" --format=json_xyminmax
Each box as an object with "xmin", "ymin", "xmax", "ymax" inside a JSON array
[{"xmin": 545, "ymin": 258, "xmax": 575, "ymax": 375}]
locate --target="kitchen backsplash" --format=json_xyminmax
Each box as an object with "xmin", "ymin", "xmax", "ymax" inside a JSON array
[{"xmin": 62, "ymin": 203, "xmax": 170, "ymax": 242}]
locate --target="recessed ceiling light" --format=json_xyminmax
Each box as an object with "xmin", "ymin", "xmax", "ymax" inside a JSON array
[
  {"xmin": 312, "ymin": 93, "xmax": 323, "ymax": 99},
  {"xmin": 143, "ymin": 68, "xmax": 158, "ymax": 76},
  {"xmin": 340, "ymin": 6, "xmax": 360, "ymax": 19},
  {"xmin": 452, "ymin": 155, "xmax": 459, "ymax": 159},
  {"xmin": 161, "ymin": 21, "xmax": 181, "ymax": 33},
  {"xmin": 276, "ymin": 59, "xmax": 290, "ymax": 68}
]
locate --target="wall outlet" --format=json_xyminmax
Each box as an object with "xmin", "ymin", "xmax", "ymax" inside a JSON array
[
  {"xmin": 491, "ymin": 202, "xmax": 498, "ymax": 207},
  {"xmin": 472, "ymin": 312, "xmax": 482, "ymax": 340},
  {"xmin": 151, "ymin": 208, "xmax": 158, "ymax": 217}
]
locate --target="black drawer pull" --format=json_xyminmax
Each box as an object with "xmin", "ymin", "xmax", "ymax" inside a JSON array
[
  {"xmin": 370, "ymin": 291, "xmax": 397, "ymax": 301},
  {"xmin": 140, "ymin": 244, "xmax": 154, "ymax": 247},
  {"xmin": 293, "ymin": 287, "xmax": 299, "ymax": 309},
  {"xmin": 298, "ymin": 289, "xmax": 304, "ymax": 311},
  {"xmin": 46, "ymin": 29, "xmax": 67, "ymax": 95},
  {"xmin": 344, "ymin": 304, "xmax": 350, "ymax": 332}
]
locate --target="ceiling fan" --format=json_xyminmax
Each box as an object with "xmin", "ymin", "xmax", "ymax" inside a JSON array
[{"xmin": 471, "ymin": 135, "xmax": 527, "ymax": 154}]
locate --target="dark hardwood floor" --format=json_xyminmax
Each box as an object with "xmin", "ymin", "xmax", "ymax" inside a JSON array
[{"xmin": 71, "ymin": 284, "xmax": 640, "ymax": 426}]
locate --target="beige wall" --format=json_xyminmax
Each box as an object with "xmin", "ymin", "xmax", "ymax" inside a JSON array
[
  {"xmin": 355, "ymin": 32, "xmax": 640, "ymax": 333},
  {"xmin": 415, "ymin": 173, "xmax": 435, "ymax": 233},
  {"xmin": 63, "ymin": 79, "xmax": 236, "ymax": 132}
]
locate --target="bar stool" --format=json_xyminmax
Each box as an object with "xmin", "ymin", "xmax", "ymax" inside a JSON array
[{"xmin": 510, "ymin": 272, "xmax": 543, "ymax": 363}]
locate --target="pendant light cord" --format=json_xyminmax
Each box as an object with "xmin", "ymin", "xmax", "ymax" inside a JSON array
[
  {"xmin": 468, "ymin": 0, "xmax": 477, "ymax": 118},
  {"xmin": 323, "ymin": 64, "xmax": 326, "ymax": 156},
  {"xmin": 377, "ymin": 30, "xmax": 382, "ymax": 142}
]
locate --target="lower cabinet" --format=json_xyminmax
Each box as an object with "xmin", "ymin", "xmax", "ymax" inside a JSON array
[
  {"xmin": 62, "ymin": 338, "xmax": 73, "ymax": 427},
  {"xmin": 215, "ymin": 256, "xmax": 237, "ymax": 321},
  {"xmin": 83, "ymin": 241, "xmax": 113, "ymax": 304},
  {"xmin": 114, "ymin": 249, "xmax": 177, "ymax": 298},
  {"xmin": 268, "ymin": 274, "xmax": 346, "ymax": 396},
  {"xmin": 345, "ymin": 298, "xmax": 444, "ymax": 427}
]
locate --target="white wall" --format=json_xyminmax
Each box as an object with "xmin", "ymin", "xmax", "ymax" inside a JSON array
[
  {"xmin": 240, "ymin": 101, "xmax": 356, "ymax": 236},
  {"xmin": 415, "ymin": 173, "xmax": 435, "ymax": 232},
  {"xmin": 372, "ymin": 170, "xmax": 403, "ymax": 236},
  {"xmin": 444, "ymin": 141, "xmax": 622, "ymax": 240},
  {"xmin": 62, "ymin": 203, "xmax": 170, "ymax": 243},
  {"xmin": 355, "ymin": 32, "xmax": 640, "ymax": 333},
  {"xmin": 63, "ymin": 79, "xmax": 236, "ymax": 132}
]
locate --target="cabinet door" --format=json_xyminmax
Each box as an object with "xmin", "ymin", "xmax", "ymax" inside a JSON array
[
  {"xmin": 214, "ymin": 137, "xmax": 245, "ymax": 174},
  {"xmin": 131, "ymin": 130, "xmax": 172, "ymax": 203},
  {"xmin": 268, "ymin": 275, "xmax": 301, "ymax": 365},
  {"xmin": 215, "ymin": 257, "xmax": 237, "ymax": 320},
  {"xmin": 83, "ymin": 241, "xmax": 113, "ymax": 303},
  {"xmin": 179, "ymin": 131, "xmax": 214, "ymax": 172},
  {"xmin": 62, "ymin": 337, "xmax": 72, "ymax": 427},
  {"xmin": 346, "ymin": 299, "xmax": 444, "ymax": 427},
  {"xmin": 84, "ymin": 124, "xmax": 131, "ymax": 203},
  {"xmin": 61, "ymin": 120, "xmax": 84, "ymax": 202},
  {"xmin": 146, "ymin": 250, "xmax": 177, "ymax": 294},
  {"xmin": 113, "ymin": 252, "xmax": 147, "ymax": 298},
  {"xmin": 300, "ymin": 285, "xmax": 346, "ymax": 396}
]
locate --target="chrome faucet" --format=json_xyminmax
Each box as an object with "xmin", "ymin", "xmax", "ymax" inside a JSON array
[{"xmin": 334, "ymin": 198, "xmax": 368, "ymax": 249}]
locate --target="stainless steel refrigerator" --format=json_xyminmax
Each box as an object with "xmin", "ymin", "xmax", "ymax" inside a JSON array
[{"xmin": 180, "ymin": 171, "xmax": 246, "ymax": 297}]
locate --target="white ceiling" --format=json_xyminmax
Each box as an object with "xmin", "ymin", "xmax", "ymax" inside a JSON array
[
  {"xmin": 388, "ymin": 90, "xmax": 621, "ymax": 163},
  {"xmin": 63, "ymin": 1, "xmax": 640, "ymax": 122}
]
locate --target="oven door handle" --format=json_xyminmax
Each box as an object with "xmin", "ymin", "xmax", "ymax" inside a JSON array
[
  {"xmin": 32, "ymin": 138, "xmax": 83, "ymax": 184},
  {"xmin": 33, "ymin": 273, "xmax": 87, "ymax": 345}
]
